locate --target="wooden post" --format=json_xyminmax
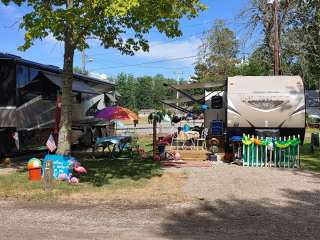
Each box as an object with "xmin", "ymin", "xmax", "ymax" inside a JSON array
[
  {"xmin": 242, "ymin": 134, "xmax": 245, "ymax": 167},
  {"xmin": 297, "ymin": 135, "xmax": 301, "ymax": 168},
  {"xmin": 43, "ymin": 160, "xmax": 54, "ymax": 191},
  {"xmin": 256, "ymin": 136, "xmax": 259, "ymax": 167}
]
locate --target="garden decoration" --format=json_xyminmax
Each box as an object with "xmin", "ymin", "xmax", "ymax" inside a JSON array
[
  {"xmin": 241, "ymin": 134, "xmax": 300, "ymax": 168},
  {"xmin": 27, "ymin": 158, "xmax": 42, "ymax": 181}
]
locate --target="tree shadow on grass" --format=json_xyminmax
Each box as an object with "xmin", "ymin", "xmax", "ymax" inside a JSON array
[
  {"xmin": 160, "ymin": 189, "xmax": 320, "ymax": 240},
  {"xmin": 78, "ymin": 154, "xmax": 162, "ymax": 187}
]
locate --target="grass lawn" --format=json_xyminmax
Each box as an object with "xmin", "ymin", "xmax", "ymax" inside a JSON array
[
  {"xmin": 300, "ymin": 128, "xmax": 320, "ymax": 171},
  {"xmin": 0, "ymin": 157, "xmax": 185, "ymax": 202},
  {"xmin": 0, "ymin": 136, "xmax": 185, "ymax": 203},
  {"xmin": 300, "ymin": 143, "xmax": 320, "ymax": 171}
]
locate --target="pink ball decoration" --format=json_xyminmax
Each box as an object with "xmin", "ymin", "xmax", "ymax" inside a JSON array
[
  {"xmin": 74, "ymin": 166, "xmax": 87, "ymax": 174},
  {"xmin": 174, "ymin": 152, "xmax": 181, "ymax": 160},
  {"xmin": 58, "ymin": 173, "xmax": 69, "ymax": 181},
  {"xmin": 153, "ymin": 155, "xmax": 161, "ymax": 161},
  {"xmin": 69, "ymin": 177, "xmax": 79, "ymax": 184}
]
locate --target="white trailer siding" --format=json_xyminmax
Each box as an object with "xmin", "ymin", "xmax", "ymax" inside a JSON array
[{"xmin": 227, "ymin": 76, "xmax": 305, "ymax": 129}]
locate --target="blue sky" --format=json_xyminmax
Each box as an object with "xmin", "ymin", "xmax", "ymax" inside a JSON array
[{"xmin": 0, "ymin": 0, "xmax": 258, "ymax": 80}]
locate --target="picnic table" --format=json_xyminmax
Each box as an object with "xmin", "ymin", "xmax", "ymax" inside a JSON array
[{"xmin": 93, "ymin": 135, "xmax": 132, "ymax": 157}]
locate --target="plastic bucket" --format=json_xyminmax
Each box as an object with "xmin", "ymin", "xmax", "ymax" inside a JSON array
[{"xmin": 28, "ymin": 168, "xmax": 42, "ymax": 181}]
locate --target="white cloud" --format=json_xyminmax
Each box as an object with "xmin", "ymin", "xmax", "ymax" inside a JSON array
[
  {"xmin": 43, "ymin": 33, "xmax": 60, "ymax": 44},
  {"xmin": 136, "ymin": 37, "xmax": 201, "ymax": 65}
]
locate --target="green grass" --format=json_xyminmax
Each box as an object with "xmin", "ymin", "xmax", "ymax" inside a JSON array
[
  {"xmin": 0, "ymin": 156, "xmax": 163, "ymax": 201},
  {"xmin": 300, "ymin": 143, "xmax": 320, "ymax": 171},
  {"xmin": 79, "ymin": 157, "xmax": 162, "ymax": 187},
  {"xmin": 0, "ymin": 132, "xmax": 169, "ymax": 202},
  {"xmin": 137, "ymin": 134, "xmax": 153, "ymax": 153}
]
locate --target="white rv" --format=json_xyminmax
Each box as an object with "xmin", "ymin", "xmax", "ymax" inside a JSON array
[
  {"xmin": 205, "ymin": 76, "xmax": 306, "ymax": 144},
  {"xmin": 0, "ymin": 53, "xmax": 116, "ymax": 156}
]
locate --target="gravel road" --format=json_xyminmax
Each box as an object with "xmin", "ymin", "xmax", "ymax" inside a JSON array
[{"xmin": 1, "ymin": 165, "xmax": 320, "ymax": 240}]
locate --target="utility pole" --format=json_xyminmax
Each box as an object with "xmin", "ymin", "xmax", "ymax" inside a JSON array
[
  {"xmin": 81, "ymin": 49, "xmax": 86, "ymax": 74},
  {"xmin": 174, "ymin": 71, "xmax": 183, "ymax": 107},
  {"xmin": 273, "ymin": 0, "xmax": 281, "ymax": 75}
]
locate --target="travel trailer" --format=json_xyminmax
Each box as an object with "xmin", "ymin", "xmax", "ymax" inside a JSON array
[
  {"xmin": 205, "ymin": 76, "xmax": 306, "ymax": 146},
  {"xmin": 0, "ymin": 53, "xmax": 116, "ymax": 156},
  {"xmin": 164, "ymin": 76, "xmax": 306, "ymax": 149}
]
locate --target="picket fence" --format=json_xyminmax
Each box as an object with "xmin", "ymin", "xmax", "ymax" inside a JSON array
[{"xmin": 238, "ymin": 134, "xmax": 301, "ymax": 168}]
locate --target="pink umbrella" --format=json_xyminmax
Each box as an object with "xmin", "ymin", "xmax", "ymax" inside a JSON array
[{"xmin": 95, "ymin": 106, "xmax": 138, "ymax": 121}]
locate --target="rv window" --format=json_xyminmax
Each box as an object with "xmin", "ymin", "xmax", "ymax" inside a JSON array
[
  {"xmin": 0, "ymin": 61, "xmax": 16, "ymax": 106},
  {"xmin": 211, "ymin": 96, "xmax": 223, "ymax": 109},
  {"xmin": 16, "ymin": 64, "xmax": 29, "ymax": 88},
  {"xmin": 30, "ymin": 67, "xmax": 40, "ymax": 81}
]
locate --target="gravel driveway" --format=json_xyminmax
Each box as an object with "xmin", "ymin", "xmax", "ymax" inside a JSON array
[{"xmin": 1, "ymin": 165, "xmax": 320, "ymax": 240}]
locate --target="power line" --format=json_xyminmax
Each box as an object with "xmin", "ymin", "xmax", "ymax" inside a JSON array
[{"xmin": 90, "ymin": 55, "xmax": 198, "ymax": 71}]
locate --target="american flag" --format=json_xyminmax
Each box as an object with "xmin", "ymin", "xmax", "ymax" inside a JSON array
[{"xmin": 46, "ymin": 133, "xmax": 57, "ymax": 152}]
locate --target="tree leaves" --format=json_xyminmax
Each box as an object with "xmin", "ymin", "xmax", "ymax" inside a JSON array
[{"xmin": 2, "ymin": 0, "xmax": 206, "ymax": 55}]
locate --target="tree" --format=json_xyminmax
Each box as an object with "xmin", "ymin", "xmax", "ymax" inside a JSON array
[
  {"xmin": 193, "ymin": 20, "xmax": 239, "ymax": 82},
  {"xmin": 2, "ymin": 0, "xmax": 206, "ymax": 154},
  {"xmin": 241, "ymin": 0, "xmax": 320, "ymax": 89},
  {"xmin": 136, "ymin": 76, "xmax": 154, "ymax": 109}
]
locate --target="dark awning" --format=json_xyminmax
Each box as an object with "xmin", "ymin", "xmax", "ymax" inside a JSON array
[
  {"xmin": 162, "ymin": 94, "xmax": 204, "ymax": 104},
  {"xmin": 42, "ymin": 72, "xmax": 98, "ymax": 94}
]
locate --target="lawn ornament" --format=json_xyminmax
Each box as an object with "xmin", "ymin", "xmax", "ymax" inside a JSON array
[
  {"xmin": 74, "ymin": 166, "xmax": 87, "ymax": 174},
  {"xmin": 69, "ymin": 177, "xmax": 79, "ymax": 184},
  {"xmin": 58, "ymin": 173, "xmax": 69, "ymax": 181},
  {"xmin": 27, "ymin": 158, "xmax": 42, "ymax": 169}
]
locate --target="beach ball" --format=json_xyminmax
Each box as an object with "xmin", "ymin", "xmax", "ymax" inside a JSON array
[{"xmin": 27, "ymin": 158, "xmax": 42, "ymax": 169}]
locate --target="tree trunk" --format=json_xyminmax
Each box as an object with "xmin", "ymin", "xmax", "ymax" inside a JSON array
[
  {"xmin": 57, "ymin": 0, "xmax": 75, "ymax": 155},
  {"xmin": 153, "ymin": 119, "xmax": 157, "ymax": 159}
]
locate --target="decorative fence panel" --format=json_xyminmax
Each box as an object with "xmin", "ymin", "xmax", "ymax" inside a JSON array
[{"xmin": 241, "ymin": 135, "xmax": 301, "ymax": 168}]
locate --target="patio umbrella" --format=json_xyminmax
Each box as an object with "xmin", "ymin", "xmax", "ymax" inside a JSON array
[{"xmin": 95, "ymin": 106, "xmax": 138, "ymax": 121}]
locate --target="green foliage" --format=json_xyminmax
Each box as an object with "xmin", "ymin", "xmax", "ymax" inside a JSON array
[
  {"xmin": 2, "ymin": 0, "xmax": 206, "ymax": 53},
  {"xmin": 193, "ymin": 20, "xmax": 239, "ymax": 82},
  {"xmin": 115, "ymin": 73, "xmax": 176, "ymax": 111},
  {"xmin": 148, "ymin": 110, "xmax": 166, "ymax": 124},
  {"xmin": 242, "ymin": 0, "xmax": 320, "ymax": 89}
]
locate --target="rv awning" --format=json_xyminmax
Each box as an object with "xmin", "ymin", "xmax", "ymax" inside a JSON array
[
  {"xmin": 170, "ymin": 82, "xmax": 225, "ymax": 90},
  {"xmin": 162, "ymin": 94, "xmax": 204, "ymax": 104},
  {"xmin": 42, "ymin": 72, "xmax": 98, "ymax": 94},
  {"xmin": 105, "ymin": 93, "xmax": 116, "ymax": 102}
]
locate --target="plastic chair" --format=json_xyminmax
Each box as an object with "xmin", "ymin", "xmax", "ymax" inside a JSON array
[
  {"xmin": 171, "ymin": 131, "xmax": 187, "ymax": 150},
  {"xmin": 196, "ymin": 128, "xmax": 208, "ymax": 150}
]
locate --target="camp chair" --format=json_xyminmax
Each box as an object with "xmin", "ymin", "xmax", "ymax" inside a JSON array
[
  {"xmin": 196, "ymin": 128, "xmax": 208, "ymax": 150},
  {"xmin": 171, "ymin": 131, "xmax": 188, "ymax": 150}
]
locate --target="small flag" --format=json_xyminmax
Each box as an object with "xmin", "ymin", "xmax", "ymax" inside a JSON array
[
  {"xmin": 46, "ymin": 133, "xmax": 57, "ymax": 152},
  {"xmin": 12, "ymin": 132, "xmax": 19, "ymax": 150}
]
